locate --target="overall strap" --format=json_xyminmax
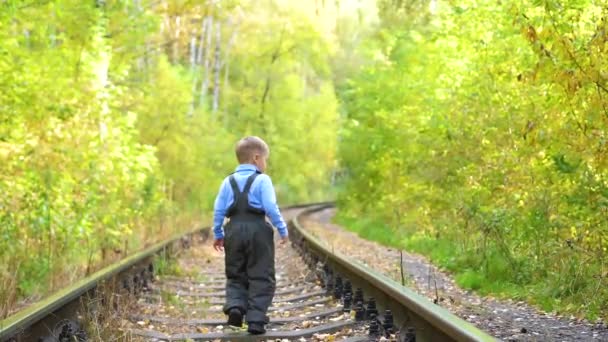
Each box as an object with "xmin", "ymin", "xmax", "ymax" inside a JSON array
[
  {"xmin": 225, "ymin": 171, "xmax": 265, "ymax": 219},
  {"xmin": 228, "ymin": 175, "xmax": 240, "ymax": 195},
  {"xmin": 242, "ymin": 172, "xmax": 260, "ymax": 195}
]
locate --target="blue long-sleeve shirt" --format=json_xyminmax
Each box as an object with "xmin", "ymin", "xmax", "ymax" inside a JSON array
[{"xmin": 213, "ymin": 164, "xmax": 288, "ymax": 239}]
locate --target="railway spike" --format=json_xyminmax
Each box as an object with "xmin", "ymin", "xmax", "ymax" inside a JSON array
[
  {"xmin": 333, "ymin": 275, "xmax": 343, "ymax": 299},
  {"xmin": 343, "ymin": 292, "xmax": 352, "ymax": 313},
  {"xmin": 122, "ymin": 278, "xmax": 130, "ymax": 292},
  {"xmin": 320, "ymin": 264, "xmax": 331, "ymax": 287},
  {"xmin": 133, "ymin": 274, "xmax": 140, "ymax": 294},
  {"xmin": 325, "ymin": 273, "xmax": 334, "ymax": 295},
  {"xmin": 404, "ymin": 326, "xmax": 416, "ymax": 342},
  {"xmin": 354, "ymin": 301, "xmax": 366, "ymax": 321},
  {"xmin": 182, "ymin": 236, "xmax": 191, "ymax": 249},
  {"xmin": 314, "ymin": 262, "xmax": 325, "ymax": 284},
  {"xmin": 141, "ymin": 269, "xmax": 150, "ymax": 291},
  {"xmin": 366, "ymin": 297, "xmax": 378, "ymax": 319},
  {"xmin": 75, "ymin": 327, "xmax": 87, "ymax": 341},
  {"xmin": 54, "ymin": 320, "xmax": 86, "ymax": 342},
  {"xmin": 382, "ymin": 309, "xmax": 394, "ymax": 336},
  {"xmin": 354, "ymin": 287, "xmax": 364, "ymax": 304},
  {"xmin": 368, "ymin": 313, "xmax": 380, "ymax": 338},
  {"xmin": 343, "ymin": 280, "xmax": 352, "ymax": 297}
]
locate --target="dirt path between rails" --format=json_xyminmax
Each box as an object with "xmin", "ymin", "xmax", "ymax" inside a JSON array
[
  {"xmin": 121, "ymin": 206, "xmax": 371, "ymax": 341},
  {"xmin": 301, "ymin": 208, "xmax": 608, "ymax": 342}
]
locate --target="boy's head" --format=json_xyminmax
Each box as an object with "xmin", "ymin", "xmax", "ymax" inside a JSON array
[{"xmin": 235, "ymin": 136, "xmax": 269, "ymax": 172}]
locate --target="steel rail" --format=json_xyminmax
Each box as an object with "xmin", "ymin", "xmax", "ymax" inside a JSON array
[
  {"xmin": 292, "ymin": 204, "xmax": 497, "ymax": 342},
  {"xmin": 0, "ymin": 228, "xmax": 196, "ymax": 341},
  {"xmin": 0, "ymin": 202, "xmax": 331, "ymax": 341},
  {"xmin": 1, "ymin": 201, "xmax": 496, "ymax": 341}
]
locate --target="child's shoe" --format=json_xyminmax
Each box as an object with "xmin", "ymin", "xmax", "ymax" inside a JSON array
[
  {"xmin": 227, "ymin": 308, "xmax": 243, "ymax": 327},
  {"xmin": 247, "ymin": 322, "xmax": 266, "ymax": 335}
]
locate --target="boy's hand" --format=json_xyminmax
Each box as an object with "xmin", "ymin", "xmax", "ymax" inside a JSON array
[{"xmin": 213, "ymin": 238, "xmax": 224, "ymax": 252}]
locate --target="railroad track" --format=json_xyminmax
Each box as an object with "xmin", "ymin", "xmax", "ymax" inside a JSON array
[{"xmin": 0, "ymin": 203, "xmax": 496, "ymax": 341}]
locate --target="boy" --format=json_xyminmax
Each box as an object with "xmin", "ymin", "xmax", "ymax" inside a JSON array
[{"xmin": 212, "ymin": 136, "xmax": 288, "ymax": 335}]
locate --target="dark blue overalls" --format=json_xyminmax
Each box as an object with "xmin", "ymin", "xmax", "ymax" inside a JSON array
[{"xmin": 223, "ymin": 172, "xmax": 276, "ymax": 324}]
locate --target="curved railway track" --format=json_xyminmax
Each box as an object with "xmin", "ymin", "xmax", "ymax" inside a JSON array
[{"xmin": 0, "ymin": 203, "xmax": 496, "ymax": 341}]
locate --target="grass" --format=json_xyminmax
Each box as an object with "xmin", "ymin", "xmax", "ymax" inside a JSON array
[
  {"xmin": 1, "ymin": 209, "xmax": 208, "ymax": 321},
  {"xmin": 80, "ymin": 280, "xmax": 138, "ymax": 341},
  {"xmin": 0, "ymin": 265, "xmax": 20, "ymax": 319},
  {"xmin": 333, "ymin": 213, "xmax": 606, "ymax": 320},
  {"xmin": 334, "ymin": 215, "xmax": 405, "ymax": 249},
  {"xmin": 160, "ymin": 289, "xmax": 185, "ymax": 308},
  {"xmin": 153, "ymin": 253, "xmax": 183, "ymax": 277}
]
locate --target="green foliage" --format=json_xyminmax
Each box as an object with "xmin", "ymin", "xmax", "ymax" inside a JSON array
[
  {"xmin": 456, "ymin": 270, "xmax": 484, "ymax": 292},
  {"xmin": 0, "ymin": 0, "xmax": 168, "ymax": 314},
  {"xmin": 135, "ymin": 0, "xmax": 340, "ymax": 209},
  {"xmin": 335, "ymin": 213, "xmax": 403, "ymax": 249},
  {"xmin": 154, "ymin": 252, "xmax": 182, "ymax": 277},
  {"xmin": 337, "ymin": 0, "xmax": 608, "ymax": 319},
  {"xmin": 0, "ymin": 0, "xmax": 340, "ymax": 317}
]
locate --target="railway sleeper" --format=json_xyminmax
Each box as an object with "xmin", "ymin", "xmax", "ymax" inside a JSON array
[
  {"xmin": 288, "ymin": 212, "xmax": 494, "ymax": 342},
  {"xmin": 139, "ymin": 289, "xmax": 327, "ymax": 306},
  {"xmin": 155, "ymin": 279, "xmax": 309, "ymax": 292},
  {"xmin": 130, "ymin": 320, "xmax": 357, "ymax": 341},
  {"xmin": 129, "ymin": 307, "xmax": 344, "ymax": 326},
  {"xmin": 292, "ymin": 245, "xmax": 418, "ymax": 339},
  {"xmin": 1, "ymin": 205, "xmax": 494, "ymax": 342}
]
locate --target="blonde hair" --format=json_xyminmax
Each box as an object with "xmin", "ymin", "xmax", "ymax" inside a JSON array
[{"xmin": 235, "ymin": 136, "xmax": 269, "ymax": 163}]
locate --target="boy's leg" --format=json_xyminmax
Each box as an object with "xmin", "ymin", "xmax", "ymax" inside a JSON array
[
  {"xmin": 223, "ymin": 224, "xmax": 248, "ymax": 315},
  {"xmin": 245, "ymin": 222, "xmax": 276, "ymax": 324}
]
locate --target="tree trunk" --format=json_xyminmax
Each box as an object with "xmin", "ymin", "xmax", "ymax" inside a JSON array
[
  {"xmin": 197, "ymin": 17, "xmax": 209, "ymax": 65},
  {"xmin": 189, "ymin": 36, "xmax": 196, "ymax": 67},
  {"xmin": 188, "ymin": 18, "xmax": 208, "ymax": 117},
  {"xmin": 222, "ymin": 17, "xmax": 239, "ymax": 127},
  {"xmin": 172, "ymin": 16, "xmax": 181, "ymax": 63},
  {"xmin": 259, "ymin": 27, "xmax": 288, "ymax": 130},
  {"xmin": 212, "ymin": 21, "xmax": 221, "ymax": 114},
  {"xmin": 199, "ymin": 16, "xmax": 214, "ymax": 108}
]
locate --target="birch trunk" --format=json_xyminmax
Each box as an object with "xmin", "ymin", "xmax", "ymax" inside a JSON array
[
  {"xmin": 199, "ymin": 16, "xmax": 214, "ymax": 108},
  {"xmin": 222, "ymin": 16, "xmax": 240, "ymax": 126},
  {"xmin": 172, "ymin": 16, "xmax": 181, "ymax": 63},
  {"xmin": 188, "ymin": 17, "xmax": 208, "ymax": 117},
  {"xmin": 259, "ymin": 27, "xmax": 288, "ymax": 130},
  {"xmin": 197, "ymin": 17, "xmax": 209, "ymax": 65},
  {"xmin": 223, "ymin": 17, "xmax": 238, "ymax": 93},
  {"xmin": 189, "ymin": 36, "xmax": 196, "ymax": 67},
  {"xmin": 212, "ymin": 21, "xmax": 221, "ymax": 114},
  {"xmin": 187, "ymin": 34, "xmax": 197, "ymax": 117}
]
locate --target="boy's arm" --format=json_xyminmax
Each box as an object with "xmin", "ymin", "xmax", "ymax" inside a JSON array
[
  {"xmin": 259, "ymin": 175, "xmax": 288, "ymax": 238},
  {"xmin": 213, "ymin": 179, "xmax": 230, "ymax": 240}
]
